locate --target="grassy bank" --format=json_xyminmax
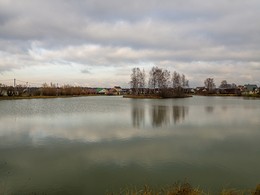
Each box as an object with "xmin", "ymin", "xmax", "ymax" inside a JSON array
[{"xmin": 109, "ymin": 182, "xmax": 260, "ymax": 195}]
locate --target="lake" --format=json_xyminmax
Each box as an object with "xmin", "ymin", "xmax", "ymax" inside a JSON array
[{"xmin": 0, "ymin": 96, "xmax": 260, "ymax": 194}]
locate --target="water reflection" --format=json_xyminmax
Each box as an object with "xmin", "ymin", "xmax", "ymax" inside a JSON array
[
  {"xmin": 1, "ymin": 96, "xmax": 260, "ymax": 194},
  {"xmin": 131, "ymin": 102, "xmax": 189, "ymax": 127},
  {"xmin": 131, "ymin": 101, "xmax": 145, "ymax": 128},
  {"xmin": 205, "ymin": 106, "xmax": 214, "ymax": 113},
  {"xmin": 172, "ymin": 106, "xmax": 189, "ymax": 124},
  {"xmin": 151, "ymin": 106, "xmax": 170, "ymax": 127}
]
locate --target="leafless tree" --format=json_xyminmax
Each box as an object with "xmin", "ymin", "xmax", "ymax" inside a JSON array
[
  {"xmin": 160, "ymin": 69, "xmax": 171, "ymax": 89},
  {"xmin": 0, "ymin": 83, "xmax": 5, "ymax": 96},
  {"xmin": 219, "ymin": 80, "xmax": 228, "ymax": 88},
  {"xmin": 181, "ymin": 74, "xmax": 189, "ymax": 88},
  {"xmin": 148, "ymin": 66, "xmax": 158, "ymax": 92},
  {"xmin": 148, "ymin": 66, "xmax": 171, "ymax": 93},
  {"xmin": 204, "ymin": 78, "xmax": 215, "ymax": 92},
  {"xmin": 130, "ymin": 67, "xmax": 144, "ymax": 95},
  {"xmin": 172, "ymin": 71, "xmax": 181, "ymax": 89},
  {"xmin": 139, "ymin": 69, "xmax": 146, "ymax": 94},
  {"xmin": 172, "ymin": 72, "xmax": 189, "ymax": 89}
]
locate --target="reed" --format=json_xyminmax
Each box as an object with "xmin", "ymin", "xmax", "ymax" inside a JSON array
[{"xmin": 108, "ymin": 183, "xmax": 260, "ymax": 195}]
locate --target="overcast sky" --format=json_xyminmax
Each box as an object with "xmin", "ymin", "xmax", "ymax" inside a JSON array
[{"xmin": 0, "ymin": 0, "xmax": 260, "ymax": 87}]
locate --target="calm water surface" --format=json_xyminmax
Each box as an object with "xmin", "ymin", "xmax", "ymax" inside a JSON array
[{"xmin": 0, "ymin": 96, "xmax": 260, "ymax": 194}]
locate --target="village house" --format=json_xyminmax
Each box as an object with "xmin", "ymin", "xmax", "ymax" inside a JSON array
[
  {"xmin": 114, "ymin": 86, "xmax": 122, "ymax": 95},
  {"xmin": 195, "ymin": 87, "xmax": 207, "ymax": 94},
  {"xmin": 106, "ymin": 86, "xmax": 122, "ymax": 95},
  {"xmin": 243, "ymin": 84, "xmax": 258, "ymax": 95},
  {"xmin": 97, "ymin": 88, "xmax": 109, "ymax": 95},
  {"xmin": 217, "ymin": 84, "xmax": 241, "ymax": 95}
]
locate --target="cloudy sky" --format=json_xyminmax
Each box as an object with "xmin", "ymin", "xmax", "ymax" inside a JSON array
[{"xmin": 0, "ymin": 0, "xmax": 260, "ymax": 87}]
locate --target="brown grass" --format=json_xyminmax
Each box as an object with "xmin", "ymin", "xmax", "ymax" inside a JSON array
[{"xmin": 108, "ymin": 183, "xmax": 260, "ymax": 195}]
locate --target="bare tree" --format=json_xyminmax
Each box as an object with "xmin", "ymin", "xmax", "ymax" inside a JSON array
[
  {"xmin": 41, "ymin": 83, "xmax": 56, "ymax": 96},
  {"xmin": 160, "ymin": 69, "xmax": 171, "ymax": 89},
  {"xmin": 148, "ymin": 66, "xmax": 171, "ymax": 94},
  {"xmin": 130, "ymin": 67, "xmax": 146, "ymax": 95},
  {"xmin": 139, "ymin": 69, "xmax": 146, "ymax": 94},
  {"xmin": 204, "ymin": 78, "xmax": 215, "ymax": 92},
  {"xmin": 181, "ymin": 74, "xmax": 189, "ymax": 87},
  {"xmin": 148, "ymin": 66, "xmax": 158, "ymax": 92},
  {"xmin": 0, "ymin": 83, "xmax": 5, "ymax": 96},
  {"xmin": 171, "ymin": 71, "xmax": 190, "ymax": 96},
  {"xmin": 172, "ymin": 71, "xmax": 181, "ymax": 89},
  {"xmin": 219, "ymin": 80, "xmax": 228, "ymax": 88},
  {"xmin": 130, "ymin": 67, "xmax": 139, "ymax": 95},
  {"xmin": 130, "ymin": 66, "xmax": 191, "ymax": 97}
]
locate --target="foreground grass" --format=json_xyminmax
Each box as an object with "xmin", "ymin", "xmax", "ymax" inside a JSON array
[{"xmin": 108, "ymin": 182, "xmax": 260, "ymax": 195}]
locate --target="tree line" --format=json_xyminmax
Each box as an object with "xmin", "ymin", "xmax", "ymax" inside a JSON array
[
  {"xmin": 130, "ymin": 66, "xmax": 189, "ymax": 97},
  {"xmin": 0, "ymin": 83, "xmax": 86, "ymax": 97}
]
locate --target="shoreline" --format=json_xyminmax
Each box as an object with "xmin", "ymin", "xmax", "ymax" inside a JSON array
[
  {"xmin": 123, "ymin": 94, "xmax": 193, "ymax": 99},
  {"xmin": 1, "ymin": 93, "xmax": 259, "ymax": 101},
  {"xmin": 0, "ymin": 94, "xmax": 102, "ymax": 101},
  {"xmin": 194, "ymin": 94, "xmax": 260, "ymax": 98}
]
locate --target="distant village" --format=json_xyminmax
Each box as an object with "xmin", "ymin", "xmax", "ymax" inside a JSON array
[
  {"xmin": 0, "ymin": 80, "xmax": 259, "ymax": 98},
  {"xmin": 0, "ymin": 83, "xmax": 128, "ymax": 97},
  {"xmin": 0, "ymin": 66, "xmax": 259, "ymax": 98}
]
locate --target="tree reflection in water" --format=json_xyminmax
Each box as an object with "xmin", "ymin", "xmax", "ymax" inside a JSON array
[
  {"xmin": 131, "ymin": 101, "xmax": 189, "ymax": 128},
  {"xmin": 172, "ymin": 106, "xmax": 189, "ymax": 124},
  {"xmin": 205, "ymin": 106, "xmax": 214, "ymax": 113},
  {"xmin": 151, "ymin": 106, "xmax": 170, "ymax": 127},
  {"xmin": 131, "ymin": 101, "xmax": 145, "ymax": 128}
]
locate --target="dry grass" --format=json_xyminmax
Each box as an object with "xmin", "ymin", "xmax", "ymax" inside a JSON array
[{"xmin": 108, "ymin": 183, "xmax": 260, "ymax": 195}]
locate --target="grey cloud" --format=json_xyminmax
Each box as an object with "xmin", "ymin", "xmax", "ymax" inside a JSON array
[
  {"xmin": 81, "ymin": 69, "xmax": 91, "ymax": 74},
  {"xmin": 0, "ymin": 0, "xmax": 260, "ymax": 86}
]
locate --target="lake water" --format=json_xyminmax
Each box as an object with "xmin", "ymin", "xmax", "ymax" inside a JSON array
[{"xmin": 0, "ymin": 96, "xmax": 260, "ymax": 194}]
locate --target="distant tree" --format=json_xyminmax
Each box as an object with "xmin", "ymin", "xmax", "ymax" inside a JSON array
[
  {"xmin": 219, "ymin": 80, "xmax": 228, "ymax": 88},
  {"xmin": 0, "ymin": 83, "xmax": 5, "ymax": 96},
  {"xmin": 139, "ymin": 69, "xmax": 146, "ymax": 94},
  {"xmin": 172, "ymin": 71, "xmax": 181, "ymax": 89},
  {"xmin": 130, "ymin": 66, "xmax": 190, "ymax": 97},
  {"xmin": 16, "ymin": 84, "xmax": 26, "ymax": 96},
  {"xmin": 130, "ymin": 67, "xmax": 146, "ymax": 95},
  {"xmin": 204, "ymin": 78, "xmax": 215, "ymax": 92},
  {"xmin": 219, "ymin": 80, "xmax": 237, "ymax": 89},
  {"xmin": 148, "ymin": 66, "xmax": 171, "ymax": 93},
  {"xmin": 131, "ymin": 67, "xmax": 138, "ymax": 94},
  {"xmin": 41, "ymin": 83, "xmax": 56, "ymax": 96},
  {"xmin": 172, "ymin": 72, "xmax": 189, "ymax": 94},
  {"xmin": 159, "ymin": 69, "xmax": 171, "ymax": 89},
  {"xmin": 181, "ymin": 74, "xmax": 189, "ymax": 88},
  {"xmin": 148, "ymin": 66, "xmax": 158, "ymax": 92},
  {"xmin": 7, "ymin": 86, "xmax": 14, "ymax": 96},
  {"xmin": 231, "ymin": 83, "xmax": 237, "ymax": 88}
]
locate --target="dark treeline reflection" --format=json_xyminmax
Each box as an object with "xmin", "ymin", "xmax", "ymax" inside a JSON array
[
  {"xmin": 131, "ymin": 101, "xmax": 189, "ymax": 127},
  {"xmin": 205, "ymin": 106, "xmax": 214, "ymax": 113},
  {"xmin": 132, "ymin": 101, "xmax": 145, "ymax": 128},
  {"xmin": 152, "ymin": 106, "xmax": 170, "ymax": 127},
  {"xmin": 172, "ymin": 106, "xmax": 189, "ymax": 124}
]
